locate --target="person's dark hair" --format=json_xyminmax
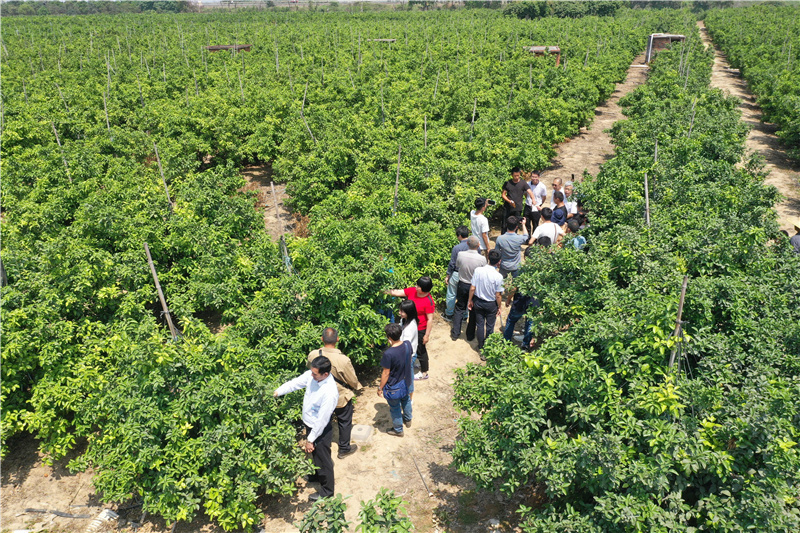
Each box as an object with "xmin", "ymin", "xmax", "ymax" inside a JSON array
[
  {"xmin": 456, "ymin": 225, "xmax": 470, "ymax": 239},
  {"xmin": 322, "ymin": 327, "xmax": 338, "ymax": 345},
  {"xmin": 553, "ymin": 191, "xmax": 564, "ymax": 202},
  {"xmin": 541, "ymin": 207, "xmax": 553, "ymax": 221},
  {"xmin": 780, "ymin": 229, "xmax": 790, "ymax": 237},
  {"xmin": 385, "ymin": 323, "xmax": 402, "ymax": 341},
  {"xmin": 510, "ymin": 166, "xmax": 521, "ymax": 174},
  {"xmin": 310, "ymin": 355, "xmax": 332, "ymax": 375},
  {"xmin": 506, "ymin": 216, "xmax": 519, "ymax": 232},
  {"xmin": 488, "ymin": 249, "xmax": 501, "ymax": 266},
  {"xmin": 417, "ymin": 276, "xmax": 433, "ymax": 293},
  {"xmin": 399, "ymin": 299, "xmax": 418, "ymax": 330},
  {"xmin": 475, "ymin": 198, "xmax": 486, "ymax": 210},
  {"xmin": 537, "ymin": 236, "xmax": 552, "ymax": 247},
  {"xmin": 567, "ymin": 218, "xmax": 580, "ymax": 234}
]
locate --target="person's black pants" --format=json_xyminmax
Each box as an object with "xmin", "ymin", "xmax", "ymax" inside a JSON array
[
  {"xmin": 305, "ymin": 421, "xmax": 334, "ymax": 497},
  {"xmin": 473, "ymin": 297, "xmax": 498, "ymax": 350},
  {"xmin": 453, "ymin": 280, "xmax": 476, "ymax": 341},
  {"xmin": 334, "ymin": 400, "xmax": 354, "ymax": 453},
  {"xmin": 524, "ymin": 206, "xmax": 541, "ymax": 235},
  {"xmin": 417, "ymin": 328, "xmax": 429, "ymax": 372},
  {"xmin": 502, "ymin": 206, "xmax": 522, "ymax": 233}
]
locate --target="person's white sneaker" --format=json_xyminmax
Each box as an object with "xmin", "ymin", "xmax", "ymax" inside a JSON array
[{"xmin": 414, "ymin": 372, "xmax": 429, "ymax": 380}]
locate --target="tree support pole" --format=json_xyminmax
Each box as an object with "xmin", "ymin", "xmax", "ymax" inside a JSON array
[{"xmin": 144, "ymin": 242, "xmax": 179, "ymax": 341}]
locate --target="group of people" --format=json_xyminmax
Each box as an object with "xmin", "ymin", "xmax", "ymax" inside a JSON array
[
  {"xmin": 272, "ymin": 279, "xmax": 436, "ymax": 502},
  {"xmin": 272, "ymin": 168, "xmax": 591, "ymax": 502},
  {"xmin": 444, "ymin": 168, "xmax": 589, "ymax": 352}
]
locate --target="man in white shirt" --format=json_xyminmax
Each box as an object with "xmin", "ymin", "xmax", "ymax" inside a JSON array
[
  {"xmin": 525, "ymin": 171, "xmax": 547, "ymax": 234},
  {"xmin": 274, "ymin": 355, "xmax": 339, "ymax": 501},
  {"xmin": 468, "ymin": 249, "xmax": 505, "ymax": 357},
  {"xmin": 563, "ymin": 181, "xmax": 578, "ymax": 219},
  {"xmin": 550, "ymin": 177, "xmax": 564, "ymax": 209},
  {"xmin": 532, "ymin": 207, "xmax": 564, "ymax": 247},
  {"xmin": 470, "ymin": 198, "xmax": 491, "ymax": 257},
  {"xmin": 452, "ymin": 237, "xmax": 487, "ymax": 342}
]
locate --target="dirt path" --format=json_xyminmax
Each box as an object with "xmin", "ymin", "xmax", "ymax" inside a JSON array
[
  {"xmin": 241, "ymin": 164, "xmax": 305, "ymax": 241},
  {"xmin": 539, "ymin": 52, "xmax": 649, "ymax": 185},
  {"xmin": 1, "ymin": 54, "xmax": 654, "ymax": 533},
  {"xmin": 698, "ymin": 21, "xmax": 800, "ymax": 234}
]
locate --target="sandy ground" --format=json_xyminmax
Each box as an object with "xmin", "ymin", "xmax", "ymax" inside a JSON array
[
  {"xmin": 698, "ymin": 21, "xmax": 800, "ymax": 234},
  {"xmin": 539, "ymin": 53, "xmax": 649, "ymax": 186},
  {"xmin": 1, "ymin": 53, "xmax": 652, "ymax": 533}
]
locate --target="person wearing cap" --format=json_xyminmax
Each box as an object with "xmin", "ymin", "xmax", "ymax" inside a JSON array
[
  {"xmin": 791, "ymin": 220, "xmax": 800, "ymax": 254},
  {"xmin": 470, "ymin": 198, "xmax": 491, "ymax": 257}
]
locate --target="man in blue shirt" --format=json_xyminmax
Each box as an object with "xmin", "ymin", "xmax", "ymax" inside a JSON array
[{"xmin": 551, "ymin": 191, "xmax": 568, "ymax": 226}]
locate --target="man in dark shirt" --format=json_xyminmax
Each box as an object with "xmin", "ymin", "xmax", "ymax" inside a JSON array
[
  {"xmin": 378, "ymin": 323, "xmax": 413, "ymax": 437},
  {"xmin": 445, "ymin": 226, "xmax": 470, "ymax": 320},
  {"xmin": 551, "ymin": 191, "xmax": 568, "ymax": 227},
  {"xmin": 792, "ymin": 220, "xmax": 800, "ymax": 254},
  {"xmin": 502, "ymin": 167, "xmax": 534, "ymax": 233}
]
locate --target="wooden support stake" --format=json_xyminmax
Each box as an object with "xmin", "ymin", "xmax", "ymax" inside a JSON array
[
  {"xmin": 433, "ymin": 70, "xmax": 439, "ymax": 101},
  {"xmin": 470, "ymin": 97, "xmax": 477, "ymax": 140},
  {"xmin": 687, "ymin": 96, "xmax": 697, "ymax": 139},
  {"xmin": 300, "ymin": 82, "xmax": 317, "ymax": 145},
  {"xmin": 0, "ymin": 257, "xmax": 7, "ymax": 287},
  {"xmin": 424, "ymin": 115, "xmax": 427, "ymax": 149},
  {"xmin": 54, "ymin": 83, "xmax": 69, "ymax": 112},
  {"xmin": 644, "ymin": 173, "xmax": 651, "ymax": 227},
  {"xmin": 153, "ymin": 142, "xmax": 174, "ymax": 210},
  {"xmin": 668, "ymin": 275, "xmax": 689, "ymax": 372},
  {"xmin": 144, "ymin": 242, "xmax": 180, "ymax": 341},
  {"xmin": 270, "ymin": 181, "xmax": 284, "ymax": 239},
  {"xmin": 136, "ymin": 75, "xmax": 145, "ymax": 107},
  {"xmin": 50, "ymin": 121, "xmax": 71, "ymax": 183},
  {"xmin": 393, "ymin": 144, "xmax": 401, "ymax": 216},
  {"xmin": 270, "ymin": 182, "xmax": 293, "ymax": 276},
  {"xmin": 103, "ymin": 90, "xmax": 110, "ymax": 133}
]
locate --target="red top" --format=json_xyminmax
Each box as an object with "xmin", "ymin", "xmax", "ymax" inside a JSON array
[{"xmin": 404, "ymin": 287, "xmax": 435, "ymax": 332}]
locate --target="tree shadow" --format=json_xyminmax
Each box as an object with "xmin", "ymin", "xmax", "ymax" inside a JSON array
[{"xmin": 426, "ymin": 458, "xmax": 522, "ymax": 531}]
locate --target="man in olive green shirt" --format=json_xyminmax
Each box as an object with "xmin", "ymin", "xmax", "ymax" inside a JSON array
[{"xmin": 307, "ymin": 327, "xmax": 363, "ymax": 460}]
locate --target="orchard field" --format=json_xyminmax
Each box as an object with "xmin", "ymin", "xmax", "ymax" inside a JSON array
[{"xmin": 2, "ymin": 2, "xmax": 800, "ymax": 532}]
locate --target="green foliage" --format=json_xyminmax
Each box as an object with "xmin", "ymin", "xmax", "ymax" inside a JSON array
[
  {"xmin": 0, "ymin": 6, "xmax": 692, "ymax": 531},
  {"xmin": 296, "ymin": 494, "xmax": 351, "ymax": 533},
  {"xmin": 452, "ymin": 19, "xmax": 800, "ymax": 532},
  {"xmin": 356, "ymin": 488, "xmax": 415, "ymax": 532},
  {"xmin": 1, "ymin": 1, "xmax": 196, "ymax": 17},
  {"xmin": 504, "ymin": 1, "xmax": 628, "ymax": 20},
  {"xmin": 706, "ymin": 4, "xmax": 800, "ymax": 159}
]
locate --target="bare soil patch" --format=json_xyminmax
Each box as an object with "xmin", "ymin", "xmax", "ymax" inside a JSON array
[
  {"xmin": 698, "ymin": 21, "xmax": 800, "ymax": 233},
  {"xmin": 240, "ymin": 164, "xmax": 309, "ymax": 241}
]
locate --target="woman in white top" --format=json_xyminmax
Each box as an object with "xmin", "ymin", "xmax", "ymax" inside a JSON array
[{"xmin": 399, "ymin": 299, "xmax": 419, "ymax": 397}]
